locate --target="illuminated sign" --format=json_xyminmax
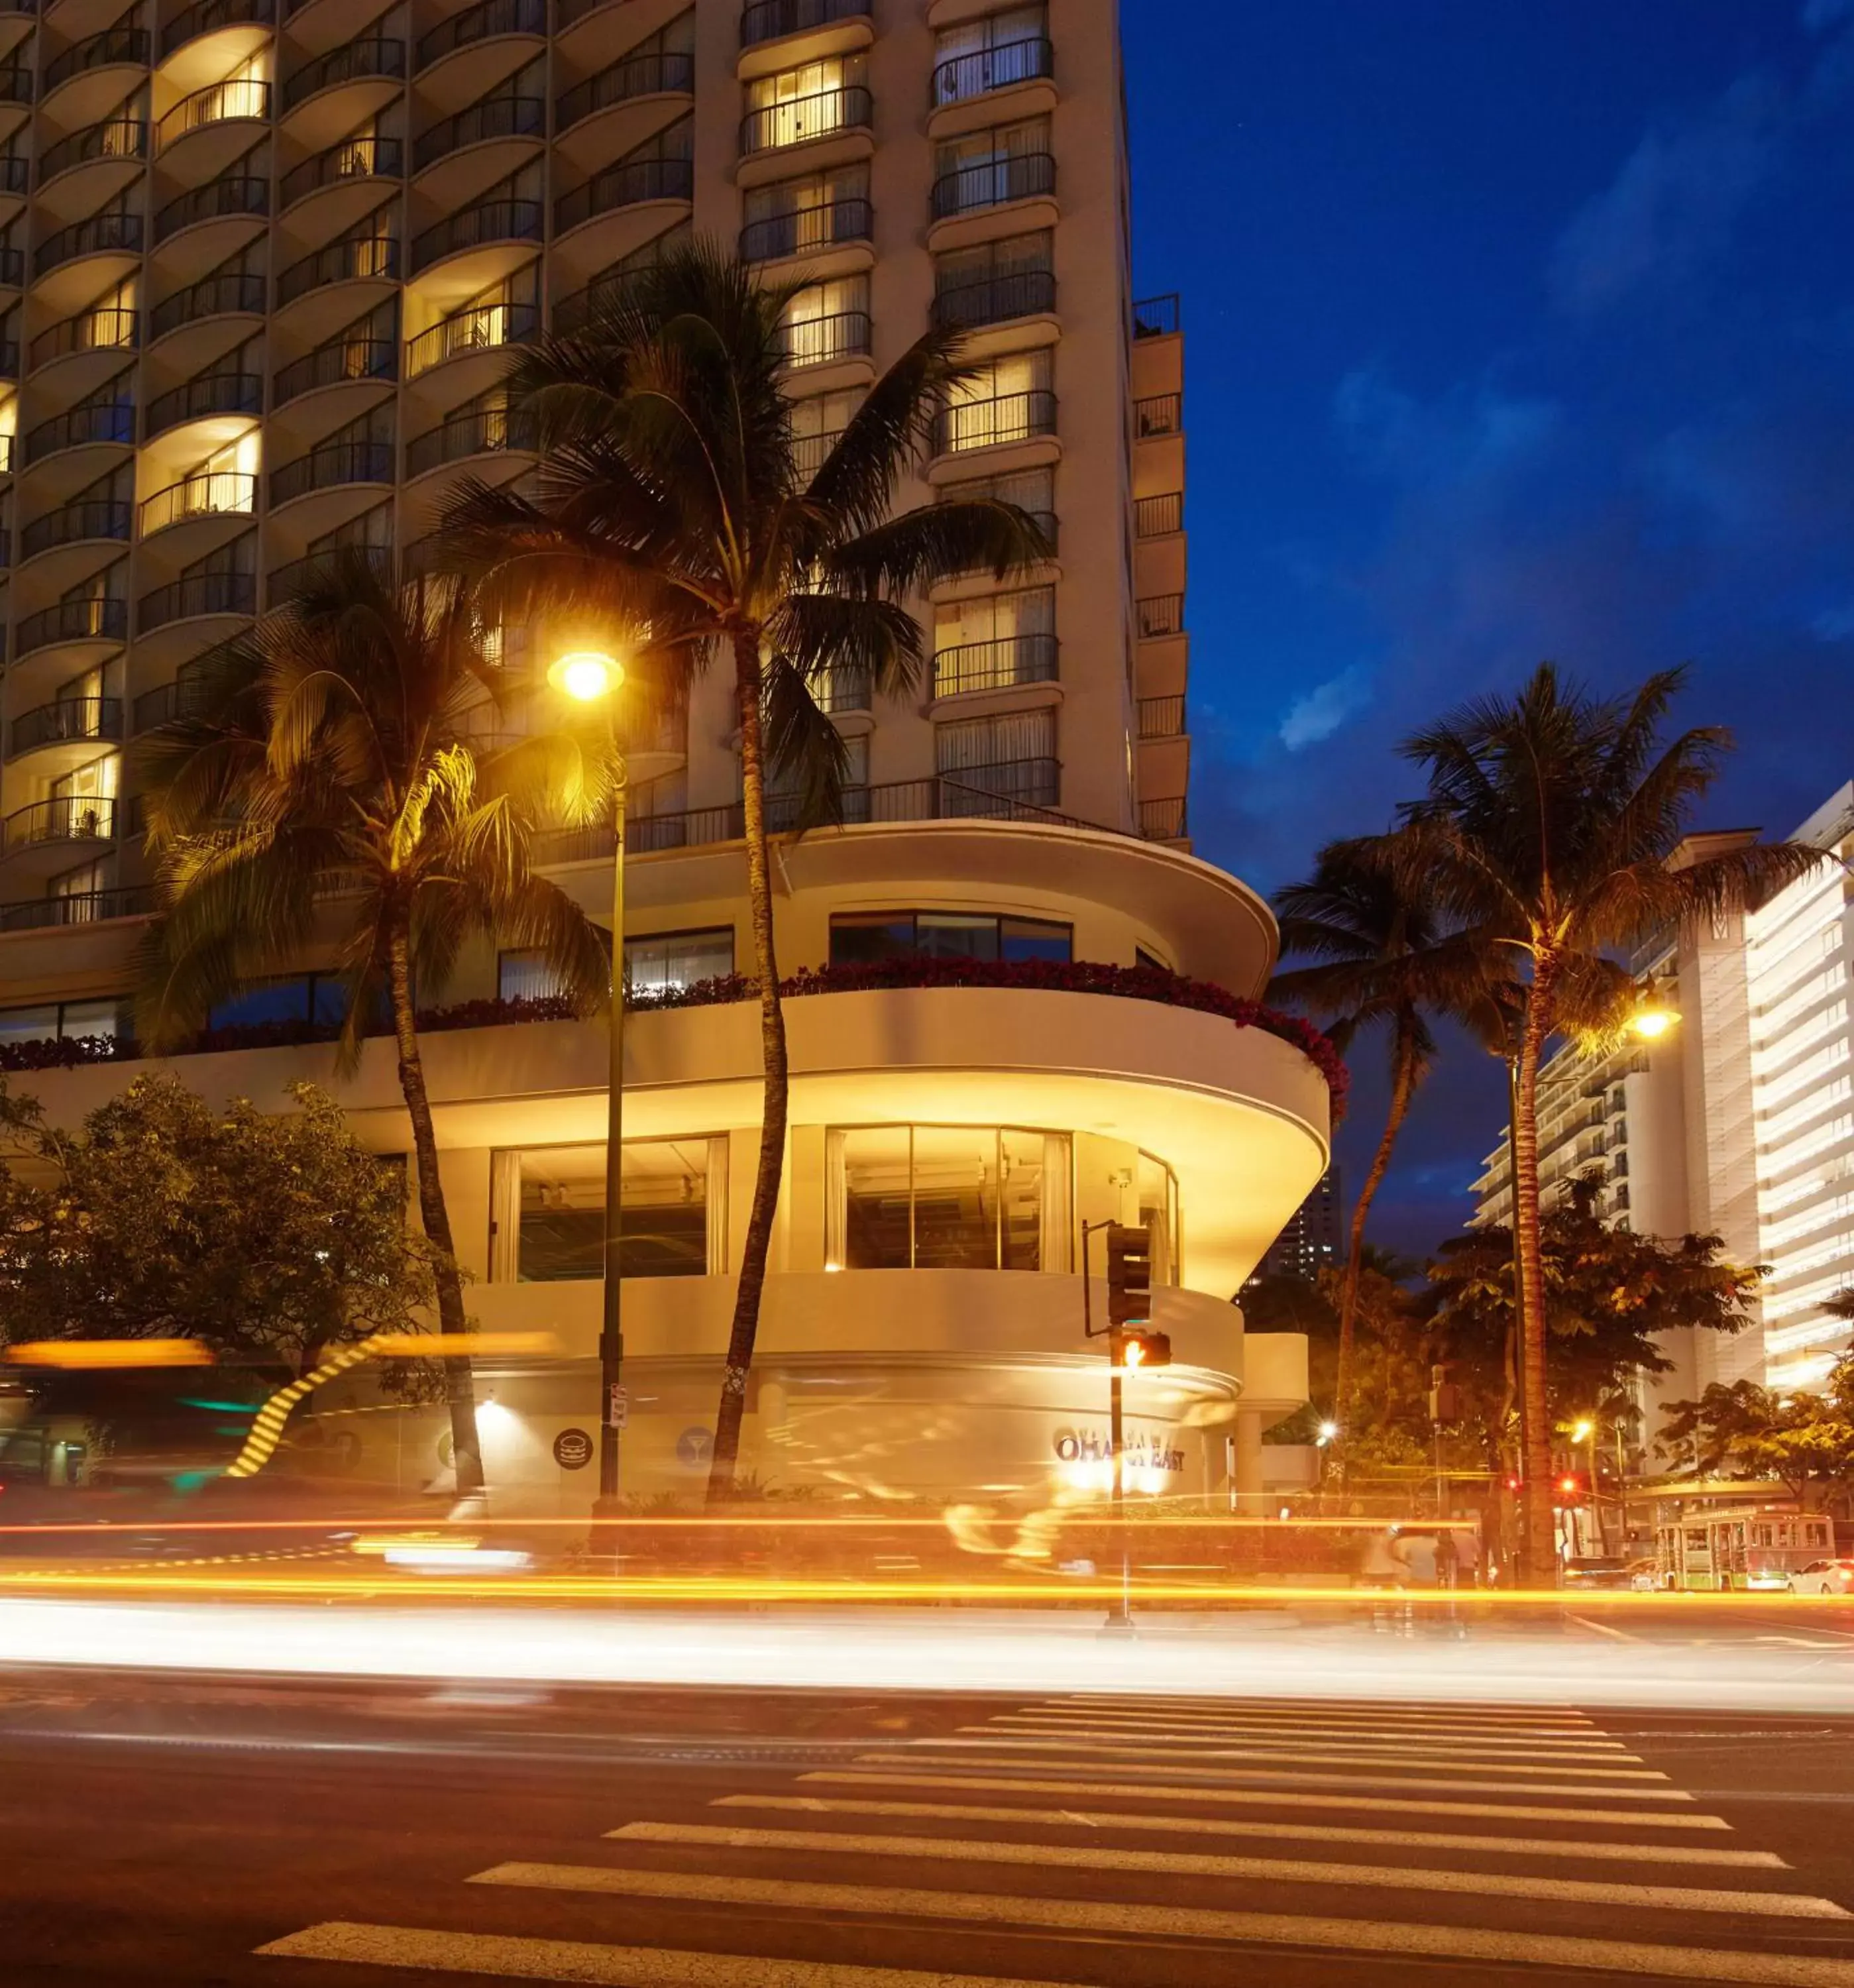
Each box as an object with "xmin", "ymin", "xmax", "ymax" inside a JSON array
[{"xmin": 1052, "ymin": 1427, "xmax": 1185, "ymax": 1474}]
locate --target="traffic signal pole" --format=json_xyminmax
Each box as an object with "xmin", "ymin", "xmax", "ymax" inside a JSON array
[{"xmin": 1083, "ymin": 1219, "xmax": 1170, "ymax": 1636}]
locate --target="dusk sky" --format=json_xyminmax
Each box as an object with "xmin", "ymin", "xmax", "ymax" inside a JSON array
[{"xmin": 1125, "ymin": 1, "xmax": 1854, "ymax": 1258}]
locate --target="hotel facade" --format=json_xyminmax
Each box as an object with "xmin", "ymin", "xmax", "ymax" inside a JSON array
[{"xmin": 0, "ymin": 0, "xmax": 1329, "ymax": 1508}]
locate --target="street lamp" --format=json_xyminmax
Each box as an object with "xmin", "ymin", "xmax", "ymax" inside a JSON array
[
  {"xmin": 549, "ymin": 644, "xmax": 628, "ymax": 1523},
  {"xmin": 1628, "ymin": 977, "xmax": 1680, "ymax": 1042}
]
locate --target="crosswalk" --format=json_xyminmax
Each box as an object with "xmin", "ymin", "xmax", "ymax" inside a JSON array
[{"xmin": 257, "ymin": 1690, "xmax": 1854, "ymax": 1986}]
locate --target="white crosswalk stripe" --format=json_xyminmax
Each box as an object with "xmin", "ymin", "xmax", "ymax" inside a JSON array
[{"xmin": 256, "ymin": 1692, "xmax": 1854, "ymax": 1988}]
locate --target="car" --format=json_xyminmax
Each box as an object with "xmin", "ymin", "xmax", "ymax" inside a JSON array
[
  {"xmin": 1627, "ymin": 1557, "xmax": 1663, "ymax": 1592},
  {"xmin": 1562, "ymin": 1555, "xmax": 1632, "ymax": 1590},
  {"xmin": 1788, "ymin": 1559, "xmax": 1854, "ymax": 1595}
]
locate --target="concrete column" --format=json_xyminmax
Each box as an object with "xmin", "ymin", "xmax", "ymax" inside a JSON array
[{"xmin": 1232, "ymin": 1409, "xmax": 1266, "ymax": 1515}]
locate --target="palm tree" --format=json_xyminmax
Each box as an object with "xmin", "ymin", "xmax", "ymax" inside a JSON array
[
  {"xmin": 1268, "ymin": 838, "xmax": 1496, "ymax": 1439},
  {"xmin": 443, "ymin": 241, "xmax": 1048, "ymax": 1504},
  {"xmin": 1397, "ymin": 663, "xmax": 1824, "ymax": 1579},
  {"xmin": 133, "ymin": 556, "xmax": 612, "ymax": 1500}
]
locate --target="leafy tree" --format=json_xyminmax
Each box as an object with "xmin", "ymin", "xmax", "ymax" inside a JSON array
[
  {"xmin": 443, "ymin": 241, "xmax": 1046, "ymax": 1502},
  {"xmin": 1269, "ymin": 837, "xmax": 1496, "ymax": 1436},
  {"xmin": 1395, "ymin": 665, "xmax": 1822, "ymax": 1576},
  {"xmin": 132, "ymin": 561, "xmax": 610, "ymax": 1498},
  {"xmin": 1657, "ymin": 1363, "xmax": 1854, "ymax": 1512}
]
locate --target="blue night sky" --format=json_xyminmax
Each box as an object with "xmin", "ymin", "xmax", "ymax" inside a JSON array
[{"xmin": 1124, "ymin": 1, "xmax": 1854, "ymax": 1258}]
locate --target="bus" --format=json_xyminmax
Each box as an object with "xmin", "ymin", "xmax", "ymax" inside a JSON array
[{"xmin": 1657, "ymin": 1505, "xmax": 1837, "ymax": 1590}]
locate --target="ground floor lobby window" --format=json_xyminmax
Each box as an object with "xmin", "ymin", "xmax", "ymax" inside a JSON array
[
  {"xmin": 492, "ymin": 1138, "xmax": 725, "ymax": 1282},
  {"xmin": 826, "ymin": 1125, "xmax": 1073, "ymax": 1272}
]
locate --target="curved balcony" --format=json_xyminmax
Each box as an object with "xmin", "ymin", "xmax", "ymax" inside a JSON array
[
  {"xmin": 276, "ymin": 231, "xmax": 398, "ymax": 307},
  {"xmin": 930, "ymin": 37, "xmax": 1054, "ymax": 110},
  {"xmin": 0, "ymin": 883, "xmax": 154, "ymax": 932},
  {"xmin": 148, "ymin": 267, "xmax": 265, "ymax": 341},
  {"xmin": 0, "ymin": 245, "xmax": 19, "ymax": 288},
  {"xmin": 556, "ymin": 50, "xmax": 692, "ymax": 135},
  {"xmin": 405, "ymin": 298, "xmax": 534, "ymax": 376},
  {"xmin": 152, "ymin": 172, "xmax": 267, "ymax": 243},
  {"xmin": 739, "ymin": 83, "xmax": 870, "ymax": 158},
  {"xmin": 406, "ymin": 402, "xmax": 533, "ymax": 478},
  {"xmin": 0, "ymin": 154, "xmax": 24, "ymax": 196},
  {"xmin": 44, "ymin": 27, "xmax": 151, "ymax": 96},
  {"xmin": 139, "ymin": 467, "xmax": 255, "ymax": 535},
  {"xmin": 15, "ymin": 593, "xmax": 128, "ymax": 657},
  {"xmin": 160, "ymin": 0, "xmax": 273, "ymax": 61},
  {"xmin": 739, "ymin": 195, "xmax": 870, "ymax": 264},
  {"xmin": 272, "ymin": 336, "xmax": 394, "ymax": 408},
  {"xmin": 23, "ymin": 398, "xmax": 135, "ymax": 465},
  {"xmin": 269, "ymin": 436, "xmax": 390, "ymax": 507},
  {"xmin": 740, "ymin": 0, "xmax": 868, "ymax": 47},
  {"xmin": 154, "ymin": 76, "xmax": 270, "ymax": 153},
  {"xmin": 0, "ymin": 64, "xmax": 32, "ymax": 107},
  {"xmin": 410, "ymin": 195, "xmax": 541, "ymax": 274},
  {"xmin": 20, "ymin": 496, "xmax": 132, "ymax": 561},
  {"xmin": 282, "ymin": 38, "xmax": 404, "ymax": 113},
  {"xmin": 932, "ymin": 387, "xmax": 1058, "ymax": 457},
  {"xmin": 137, "ymin": 566, "xmax": 256, "ymax": 633},
  {"xmin": 280, "ymin": 131, "xmax": 402, "ymax": 209},
  {"xmin": 930, "ymin": 150, "xmax": 1055, "ymax": 221},
  {"xmin": 34, "ymin": 207, "xmax": 142, "ymax": 277},
  {"xmin": 412, "ymin": 91, "xmax": 543, "ymax": 173},
  {"xmin": 778, "ymin": 308, "xmax": 870, "ymax": 370},
  {"xmin": 0, "ymin": 795, "xmax": 116, "ymax": 864},
  {"xmin": 554, "ymin": 158, "xmax": 690, "ymax": 237},
  {"xmin": 145, "ymin": 368, "xmax": 262, "ymax": 436},
  {"xmin": 38, "ymin": 113, "xmax": 147, "ymax": 186},
  {"xmin": 416, "ymin": 0, "xmax": 543, "ymax": 72},
  {"xmin": 267, "ymin": 541, "xmax": 390, "ymax": 604},
  {"xmin": 7, "ymin": 695, "xmax": 122, "ymax": 759},
  {"xmin": 28, "ymin": 303, "xmax": 138, "ymax": 368},
  {"xmin": 931, "ymin": 268, "xmax": 1056, "ymax": 333},
  {"xmin": 930, "ymin": 632, "xmax": 1058, "ymax": 700}
]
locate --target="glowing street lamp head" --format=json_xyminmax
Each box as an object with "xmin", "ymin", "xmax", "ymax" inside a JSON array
[
  {"xmin": 1628, "ymin": 979, "xmax": 1680, "ymax": 1042},
  {"xmin": 1317, "ymin": 1419, "xmax": 1340, "ymax": 1443},
  {"xmin": 1571, "ymin": 1419, "xmax": 1594, "ymax": 1443},
  {"xmin": 549, "ymin": 648, "xmax": 625, "ymax": 702}
]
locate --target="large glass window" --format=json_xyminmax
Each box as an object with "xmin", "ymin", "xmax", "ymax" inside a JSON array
[
  {"xmin": 498, "ymin": 928, "xmax": 734, "ymax": 1003},
  {"xmin": 0, "ymin": 1001, "xmax": 124, "ymax": 1048},
  {"xmin": 496, "ymin": 1138, "xmax": 723, "ymax": 1282},
  {"xmin": 941, "ymin": 348, "xmax": 1054, "ymax": 453},
  {"xmin": 1138, "ymin": 1148, "xmax": 1180, "ymax": 1286},
  {"xmin": 830, "ymin": 909, "xmax": 1071, "ymax": 966},
  {"xmin": 208, "ymin": 972, "xmax": 349, "ymax": 1030},
  {"xmin": 932, "ymin": 6, "xmax": 1050, "ymax": 105},
  {"xmin": 828, "ymin": 1125, "xmax": 1071, "ymax": 1272}
]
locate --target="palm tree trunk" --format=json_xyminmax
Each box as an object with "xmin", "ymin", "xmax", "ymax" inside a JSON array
[
  {"xmin": 1333, "ymin": 1026, "xmax": 1418, "ymax": 1440},
  {"xmin": 707, "ymin": 634, "xmax": 789, "ymax": 1507},
  {"xmin": 1511, "ymin": 969, "xmax": 1556, "ymax": 1582},
  {"xmin": 386, "ymin": 923, "xmax": 482, "ymax": 1498}
]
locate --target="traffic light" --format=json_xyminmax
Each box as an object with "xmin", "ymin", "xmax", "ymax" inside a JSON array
[
  {"xmin": 1105, "ymin": 1223, "xmax": 1152, "ymax": 1326},
  {"xmin": 1110, "ymin": 1325, "xmax": 1172, "ymax": 1369},
  {"xmin": 1556, "ymin": 1471, "xmax": 1586, "ymax": 1502},
  {"xmin": 1427, "ymin": 1363, "xmax": 1461, "ymax": 1424}
]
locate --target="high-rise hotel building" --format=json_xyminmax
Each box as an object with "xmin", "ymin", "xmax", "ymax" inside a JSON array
[{"xmin": 0, "ymin": 1, "xmax": 1331, "ymax": 1508}]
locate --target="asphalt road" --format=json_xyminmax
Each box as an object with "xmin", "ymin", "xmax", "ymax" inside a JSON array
[{"xmin": 7, "ymin": 1657, "xmax": 1854, "ymax": 1987}]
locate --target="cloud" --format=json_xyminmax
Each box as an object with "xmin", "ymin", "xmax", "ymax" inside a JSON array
[
  {"xmin": 1803, "ymin": 0, "xmax": 1854, "ymax": 32},
  {"xmin": 1335, "ymin": 369, "xmax": 1557, "ymax": 490},
  {"xmin": 1815, "ymin": 606, "xmax": 1854, "ymax": 641},
  {"xmin": 1279, "ymin": 666, "xmax": 1373, "ymax": 751}
]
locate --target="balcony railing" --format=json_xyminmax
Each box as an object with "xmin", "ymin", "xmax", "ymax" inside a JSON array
[
  {"xmin": 30, "ymin": 304, "xmax": 137, "ymax": 368},
  {"xmin": 274, "ymin": 335, "xmax": 396, "ymax": 406},
  {"xmin": 149, "ymin": 270, "xmax": 264, "ymax": 341},
  {"xmin": 554, "ymin": 157, "xmax": 692, "ymax": 233},
  {"xmin": 0, "ymin": 152, "xmax": 23, "ymax": 192},
  {"xmin": 38, "ymin": 113, "xmax": 146, "ymax": 183},
  {"xmin": 1134, "ymin": 490, "xmax": 1183, "ymax": 537},
  {"xmin": 406, "ymin": 403, "xmax": 533, "ymax": 476},
  {"xmin": 0, "ymin": 64, "xmax": 32, "ymax": 105},
  {"xmin": 779, "ymin": 308, "xmax": 870, "ymax": 368},
  {"xmin": 153, "ymin": 174, "xmax": 267, "ymax": 244},
  {"xmin": 15, "ymin": 594, "xmax": 127, "ymax": 654},
  {"xmin": 276, "ymin": 229, "xmax": 398, "ymax": 306},
  {"xmin": 1133, "ymin": 292, "xmax": 1180, "ymax": 338},
  {"xmin": 933, "ymin": 386, "xmax": 1057, "ymax": 455},
  {"xmin": 156, "ymin": 76, "xmax": 269, "ymax": 151},
  {"xmin": 930, "ymin": 631, "xmax": 1057, "ymax": 698},
  {"xmin": 138, "ymin": 567, "xmax": 256, "ymax": 634},
  {"xmin": 411, "ymin": 195, "xmax": 542, "ymax": 272},
  {"xmin": 792, "ymin": 426, "xmax": 844, "ymax": 478},
  {"xmin": 930, "ymin": 150, "xmax": 1055, "ymax": 221},
  {"xmin": 930, "ymin": 37, "xmax": 1052, "ymax": 108},
  {"xmin": 1138, "ymin": 795, "xmax": 1187, "ymax": 841},
  {"xmin": 280, "ymin": 133, "xmax": 402, "ymax": 208},
  {"xmin": 146, "ymin": 369, "xmax": 262, "ymax": 435},
  {"xmin": 161, "ymin": 0, "xmax": 272, "ymax": 60},
  {"xmin": 930, "ymin": 266, "xmax": 1055, "ymax": 331},
  {"xmin": 810, "ymin": 663, "xmax": 870, "ymax": 714},
  {"xmin": 140, "ymin": 469, "xmax": 256, "ymax": 535},
  {"xmin": 739, "ymin": 83, "xmax": 871, "ymax": 156},
  {"xmin": 1, "ymin": 795, "xmax": 117, "ymax": 855},
  {"xmin": 739, "ymin": 195, "xmax": 871, "ymax": 262},
  {"xmin": 267, "ymin": 542, "xmax": 392, "ymax": 603},
  {"xmin": 0, "ymin": 884, "xmax": 153, "ymax": 931},
  {"xmin": 44, "ymin": 26, "xmax": 150, "ymax": 93},
  {"xmin": 24, "ymin": 399, "xmax": 133, "ymax": 463},
  {"xmin": 20, "ymin": 496, "xmax": 131, "ymax": 560},
  {"xmin": 413, "ymin": 91, "xmax": 543, "ymax": 172},
  {"xmin": 270, "ymin": 438, "xmax": 392, "ymax": 506},
  {"xmin": 556, "ymin": 50, "xmax": 694, "ymax": 132},
  {"xmin": 416, "ymin": 0, "xmax": 543, "ymax": 70},
  {"xmin": 1136, "ymin": 694, "xmax": 1185, "ymax": 740},
  {"xmin": 9, "ymin": 696, "xmax": 122, "ymax": 757},
  {"xmin": 741, "ymin": 0, "xmax": 866, "ymax": 46},
  {"xmin": 405, "ymin": 300, "xmax": 535, "ymax": 375},
  {"xmin": 282, "ymin": 38, "xmax": 405, "ymax": 111},
  {"xmin": 34, "ymin": 207, "xmax": 142, "ymax": 276},
  {"xmin": 1135, "ymin": 393, "xmax": 1181, "ymax": 439},
  {"xmin": 1136, "ymin": 592, "xmax": 1182, "ymax": 638}
]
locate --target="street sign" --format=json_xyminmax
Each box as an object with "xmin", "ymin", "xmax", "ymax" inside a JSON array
[
  {"xmin": 552, "ymin": 1427, "xmax": 593, "ymax": 1470},
  {"xmin": 676, "ymin": 1426, "xmax": 714, "ymax": 1471},
  {"xmin": 608, "ymin": 1384, "xmax": 629, "ymax": 1430}
]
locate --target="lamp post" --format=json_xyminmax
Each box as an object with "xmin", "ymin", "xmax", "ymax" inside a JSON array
[{"xmin": 549, "ymin": 647, "xmax": 628, "ymax": 1523}]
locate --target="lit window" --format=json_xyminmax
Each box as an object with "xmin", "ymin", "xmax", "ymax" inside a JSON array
[
  {"xmin": 495, "ymin": 1138, "xmax": 723, "ymax": 1282},
  {"xmin": 828, "ymin": 910, "xmax": 1071, "ymax": 966},
  {"xmin": 826, "ymin": 1125, "xmax": 1071, "ymax": 1272}
]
